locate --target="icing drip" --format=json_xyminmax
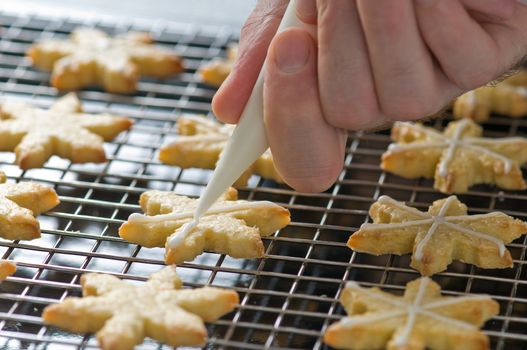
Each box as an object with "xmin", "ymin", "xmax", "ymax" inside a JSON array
[
  {"xmin": 392, "ymin": 277, "xmax": 429, "ymax": 346},
  {"xmin": 414, "ymin": 196, "xmax": 456, "ymax": 261},
  {"xmin": 438, "ymin": 120, "xmax": 470, "ymax": 177},
  {"xmin": 128, "ymin": 200, "xmax": 279, "ymax": 223},
  {"xmin": 167, "ymin": 220, "xmax": 197, "ymax": 249}
]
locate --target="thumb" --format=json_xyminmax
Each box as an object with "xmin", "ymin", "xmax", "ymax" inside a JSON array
[{"xmin": 264, "ymin": 28, "xmax": 347, "ymax": 193}]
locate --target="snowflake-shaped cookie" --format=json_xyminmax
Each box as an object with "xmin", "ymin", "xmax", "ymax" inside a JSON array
[
  {"xmin": 381, "ymin": 119, "xmax": 527, "ymax": 193},
  {"xmin": 28, "ymin": 28, "xmax": 184, "ymax": 93},
  {"xmin": 199, "ymin": 45, "xmax": 237, "ymax": 87},
  {"xmin": 159, "ymin": 115, "xmax": 283, "ymax": 186},
  {"xmin": 454, "ymin": 70, "xmax": 527, "ymax": 122},
  {"xmin": 348, "ymin": 195, "xmax": 527, "ymax": 276},
  {"xmin": 119, "ymin": 187, "xmax": 290, "ymax": 264},
  {"xmin": 324, "ymin": 277, "xmax": 498, "ymax": 350},
  {"xmin": 0, "ymin": 171, "xmax": 60, "ymax": 240},
  {"xmin": 0, "ymin": 93, "xmax": 132, "ymax": 169},
  {"xmin": 0, "ymin": 260, "xmax": 16, "ymax": 281},
  {"xmin": 43, "ymin": 266, "xmax": 238, "ymax": 349}
]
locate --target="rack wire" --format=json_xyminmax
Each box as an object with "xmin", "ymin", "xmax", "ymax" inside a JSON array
[{"xmin": 0, "ymin": 10, "xmax": 526, "ymax": 350}]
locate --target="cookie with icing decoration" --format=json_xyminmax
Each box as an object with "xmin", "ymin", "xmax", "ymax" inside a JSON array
[
  {"xmin": 0, "ymin": 93, "xmax": 132, "ymax": 169},
  {"xmin": 199, "ymin": 45, "xmax": 237, "ymax": 87},
  {"xmin": 159, "ymin": 115, "xmax": 283, "ymax": 187},
  {"xmin": 381, "ymin": 119, "xmax": 527, "ymax": 193},
  {"xmin": 118, "ymin": 187, "xmax": 290, "ymax": 264},
  {"xmin": 454, "ymin": 70, "xmax": 527, "ymax": 122},
  {"xmin": 28, "ymin": 28, "xmax": 184, "ymax": 93},
  {"xmin": 348, "ymin": 195, "xmax": 527, "ymax": 276},
  {"xmin": 43, "ymin": 266, "xmax": 238, "ymax": 349},
  {"xmin": 0, "ymin": 171, "xmax": 60, "ymax": 240},
  {"xmin": 324, "ymin": 277, "xmax": 498, "ymax": 350}
]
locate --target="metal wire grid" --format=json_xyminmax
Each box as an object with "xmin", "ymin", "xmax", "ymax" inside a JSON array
[{"xmin": 0, "ymin": 11, "xmax": 525, "ymax": 350}]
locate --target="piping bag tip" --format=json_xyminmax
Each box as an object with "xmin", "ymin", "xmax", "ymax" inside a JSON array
[{"xmin": 193, "ymin": 0, "xmax": 310, "ymax": 220}]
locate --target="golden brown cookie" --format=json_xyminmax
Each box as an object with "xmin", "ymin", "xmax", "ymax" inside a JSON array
[
  {"xmin": 324, "ymin": 277, "xmax": 498, "ymax": 350},
  {"xmin": 28, "ymin": 28, "xmax": 184, "ymax": 93},
  {"xmin": 0, "ymin": 93, "xmax": 132, "ymax": 169},
  {"xmin": 159, "ymin": 115, "xmax": 283, "ymax": 186},
  {"xmin": 0, "ymin": 260, "xmax": 16, "ymax": 281},
  {"xmin": 348, "ymin": 195, "xmax": 527, "ymax": 276},
  {"xmin": 43, "ymin": 266, "xmax": 238, "ymax": 350},
  {"xmin": 0, "ymin": 172, "xmax": 60, "ymax": 240},
  {"xmin": 119, "ymin": 187, "xmax": 290, "ymax": 264},
  {"xmin": 381, "ymin": 119, "xmax": 527, "ymax": 193},
  {"xmin": 199, "ymin": 45, "xmax": 237, "ymax": 87},
  {"xmin": 454, "ymin": 70, "xmax": 527, "ymax": 122}
]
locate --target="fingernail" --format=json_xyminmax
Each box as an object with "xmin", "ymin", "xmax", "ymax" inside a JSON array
[{"xmin": 273, "ymin": 30, "xmax": 310, "ymax": 74}]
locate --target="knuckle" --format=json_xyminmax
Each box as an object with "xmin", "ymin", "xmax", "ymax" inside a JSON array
[
  {"xmin": 323, "ymin": 98, "xmax": 382, "ymax": 130},
  {"xmin": 381, "ymin": 97, "xmax": 440, "ymax": 122}
]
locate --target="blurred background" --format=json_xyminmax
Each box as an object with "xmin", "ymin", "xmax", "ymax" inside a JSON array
[{"xmin": 3, "ymin": 0, "xmax": 256, "ymax": 28}]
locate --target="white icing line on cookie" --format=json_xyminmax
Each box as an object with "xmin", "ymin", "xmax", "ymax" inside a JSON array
[
  {"xmin": 360, "ymin": 219, "xmax": 433, "ymax": 231},
  {"xmin": 167, "ymin": 220, "xmax": 197, "ymax": 249},
  {"xmin": 465, "ymin": 90, "xmax": 477, "ymax": 109},
  {"xmin": 444, "ymin": 212, "xmax": 503, "ymax": 222},
  {"xmin": 341, "ymin": 309, "xmax": 407, "ymax": 327},
  {"xmin": 414, "ymin": 196, "xmax": 456, "ymax": 261},
  {"xmin": 345, "ymin": 281, "xmax": 409, "ymax": 309},
  {"xmin": 464, "ymin": 144, "xmax": 513, "ymax": 174},
  {"xmin": 341, "ymin": 278, "xmax": 484, "ymax": 344},
  {"xmin": 442, "ymin": 221, "xmax": 506, "ymax": 257},
  {"xmin": 392, "ymin": 277, "xmax": 429, "ymax": 346},
  {"xmin": 437, "ymin": 119, "xmax": 470, "ymax": 177},
  {"xmin": 377, "ymin": 196, "xmax": 429, "ymax": 219},
  {"xmin": 387, "ymin": 141, "xmax": 448, "ymax": 153},
  {"xmin": 128, "ymin": 201, "xmax": 279, "ymax": 224}
]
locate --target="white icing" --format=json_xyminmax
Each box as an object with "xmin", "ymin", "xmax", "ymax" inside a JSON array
[
  {"xmin": 360, "ymin": 219, "xmax": 433, "ymax": 231},
  {"xmin": 377, "ymin": 196, "xmax": 429, "ymax": 219},
  {"xmin": 438, "ymin": 120, "xmax": 470, "ymax": 177},
  {"xmin": 167, "ymin": 220, "xmax": 197, "ymax": 248},
  {"xmin": 442, "ymin": 221, "xmax": 506, "ymax": 257},
  {"xmin": 128, "ymin": 200, "xmax": 279, "ymax": 224},
  {"xmin": 341, "ymin": 278, "xmax": 486, "ymax": 345},
  {"xmin": 341, "ymin": 309, "xmax": 407, "ymax": 327},
  {"xmin": 388, "ymin": 120, "xmax": 518, "ymax": 179},
  {"xmin": 414, "ymin": 196, "xmax": 456, "ymax": 261},
  {"xmin": 465, "ymin": 90, "xmax": 477, "ymax": 109},
  {"xmin": 392, "ymin": 277, "xmax": 429, "ymax": 346},
  {"xmin": 464, "ymin": 144, "xmax": 513, "ymax": 173},
  {"xmin": 387, "ymin": 141, "xmax": 448, "ymax": 153},
  {"xmin": 372, "ymin": 195, "xmax": 507, "ymax": 262}
]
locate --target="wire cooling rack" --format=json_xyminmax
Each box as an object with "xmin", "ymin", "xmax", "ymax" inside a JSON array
[{"xmin": 0, "ymin": 10, "xmax": 526, "ymax": 350}]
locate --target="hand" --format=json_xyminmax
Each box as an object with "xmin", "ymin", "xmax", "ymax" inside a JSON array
[{"xmin": 212, "ymin": 0, "xmax": 527, "ymax": 192}]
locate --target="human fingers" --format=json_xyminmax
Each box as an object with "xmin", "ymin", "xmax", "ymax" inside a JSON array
[
  {"xmin": 415, "ymin": 0, "xmax": 505, "ymax": 89},
  {"xmin": 212, "ymin": 0, "xmax": 288, "ymax": 124},
  {"xmin": 357, "ymin": 0, "xmax": 459, "ymax": 120},
  {"xmin": 264, "ymin": 28, "xmax": 347, "ymax": 192},
  {"xmin": 461, "ymin": 0, "xmax": 516, "ymax": 22},
  {"xmin": 316, "ymin": 0, "xmax": 387, "ymax": 130}
]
